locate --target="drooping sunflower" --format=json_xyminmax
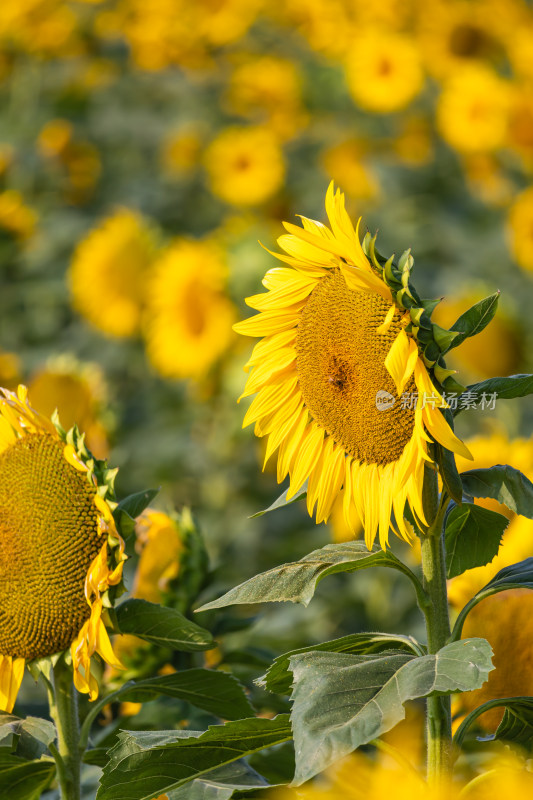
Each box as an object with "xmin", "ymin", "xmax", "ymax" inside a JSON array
[
  {"xmin": 234, "ymin": 183, "xmax": 472, "ymax": 549},
  {"xmin": 0, "ymin": 385, "xmax": 126, "ymax": 712}
]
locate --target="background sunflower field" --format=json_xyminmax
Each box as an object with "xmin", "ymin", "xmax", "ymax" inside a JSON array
[{"xmin": 2, "ymin": 0, "xmax": 533, "ymax": 795}]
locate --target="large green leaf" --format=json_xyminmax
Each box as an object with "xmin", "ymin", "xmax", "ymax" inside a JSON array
[
  {"xmin": 250, "ymin": 482, "xmax": 308, "ymax": 518},
  {"xmin": 448, "ymin": 292, "xmax": 500, "ymax": 350},
  {"xmin": 0, "ymin": 752, "xmax": 55, "ymax": 800},
  {"xmin": 115, "ymin": 669, "xmax": 254, "ymax": 720},
  {"xmin": 258, "ymin": 633, "xmax": 422, "ymax": 696},
  {"xmin": 461, "ymin": 466, "xmax": 533, "ymax": 519},
  {"xmin": 451, "ymin": 558, "xmax": 533, "ymax": 640},
  {"xmin": 115, "ymin": 599, "xmax": 214, "ymax": 651},
  {"xmin": 0, "ymin": 715, "xmax": 56, "ymax": 760},
  {"xmin": 444, "ymin": 503, "xmax": 509, "ymax": 579},
  {"xmin": 165, "ymin": 762, "xmax": 270, "ymax": 800},
  {"xmin": 113, "ymin": 489, "xmax": 159, "ymax": 537},
  {"xmin": 96, "ymin": 716, "xmax": 292, "ymax": 800},
  {"xmin": 289, "ymin": 639, "xmax": 493, "ymax": 785},
  {"xmin": 196, "ymin": 543, "xmax": 423, "ymax": 611},
  {"xmin": 454, "ymin": 374, "xmax": 533, "ymax": 416}
]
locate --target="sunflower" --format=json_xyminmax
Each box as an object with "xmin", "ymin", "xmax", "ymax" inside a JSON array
[
  {"xmin": 0, "ymin": 385, "xmax": 126, "ymax": 713},
  {"xmin": 234, "ymin": 183, "xmax": 472, "ymax": 549}
]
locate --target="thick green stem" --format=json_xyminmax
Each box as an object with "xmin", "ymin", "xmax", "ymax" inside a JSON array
[
  {"xmin": 419, "ymin": 465, "xmax": 453, "ymax": 784},
  {"xmin": 48, "ymin": 661, "xmax": 82, "ymax": 800}
]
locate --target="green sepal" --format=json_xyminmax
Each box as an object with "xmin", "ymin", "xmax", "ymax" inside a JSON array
[
  {"xmin": 433, "ymin": 362, "xmax": 458, "ymax": 387},
  {"xmin": 414, "ymin": 327, "xmax": 432, "ymax": 344},
  {"xmin": 423, "ymin": 341, "xmax": 440, "ymax": 365},
  {"xmin": 421, "ymin": 297, "xmax": 443, "ymax": 317},
  {"xmin": 432, "ymin": 324, "xmax": 461, "ymax": 353},
  {"xmin": 441, "ymin": 374, "xmax": 467, "ymax": 394},
  {"xmin": 384, "ymin": 254, "xmax": 397, "ymax": 284},
  {"xmin": 398, "ymin": 248, "xmax": 413, "ymax": 271}
]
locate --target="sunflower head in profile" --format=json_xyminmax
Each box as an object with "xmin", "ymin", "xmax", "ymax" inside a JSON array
[
  {"xmin": 0, "ymin": 385, "xmax": 126, "ymax": 713},
  {"xmin": 234, "ymin": 183, "xmax": 473, "ymax": 550}
]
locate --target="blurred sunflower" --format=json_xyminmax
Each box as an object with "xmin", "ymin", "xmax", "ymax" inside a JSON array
[
  {"xmin": 508, "ymin": 186, "xmax": 533, "ymax": 273},
  {"xmin": 204, "ymin": 126, "xmax": 285, "ymax": 206},
  {"xmin": 144, "ymin": 239, "xmax": 236, "ymax": 380},
  {"xmin": 69, "ymin": 209, "xmax": 158, "ymax": 338},
  {"xmin": 345, "ymin": 29, "xmax": 424, "ymax": 113},
  {"xmin": 0, "ymin": 190, "xmax": 37, "ymax": 241},
  {"xmin": 321, "ymin": 140, "xmax": 379, "ymax": 201},
  {"xmin": 28, "ymin": 356, "xmax": 112, "ymax": 459},
  {"xmin": 234, "ymin": 183, "xmax": 471, "ymax": 549},
  {"xmin": 436, "ymin": 65, "xmax": 510, "ymax": 154},
  {"xmin": 0, "ymin": 385, "xmax": 126, "ymax": 712}
]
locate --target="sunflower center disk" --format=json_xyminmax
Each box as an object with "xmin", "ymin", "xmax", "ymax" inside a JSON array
[
  {"xmin": 0, "ymin": 434, "xmax": 101, "ymax": 660},
  {"xmin": 296, "ymin": 270, "xmax": 416, "ymax": 466}
]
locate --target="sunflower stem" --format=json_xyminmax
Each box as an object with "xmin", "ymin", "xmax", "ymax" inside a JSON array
[
  {"xmin": 49, "ymin": 659, "xmax": 82, "ymax": 800},
  {"xmin": 419, "ymin": 464, "xmax": 453, "ymax": 785}
]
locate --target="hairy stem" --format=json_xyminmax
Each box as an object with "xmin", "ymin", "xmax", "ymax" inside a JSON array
[
  {"xmin": 49, "ymin": 660, "xmax": 82, "ymax": 800},
  {"xmin": 419, "ymin": 465, "xmax": 453, "ymax": 784}
]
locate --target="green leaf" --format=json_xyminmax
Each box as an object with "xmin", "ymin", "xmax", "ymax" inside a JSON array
[
  {"xmin": 454, "ymin": 697, "xmax": 533, "ymax": 749},
  {"xmin": 115, "ymin": 599, "xmax": 215, "ymax": 651},
  {"xmin": 165, "ymin": 762, "xmax": 269, "ymax": 800},
  {"xmin": 289, "ymin": 639, "xmax": 494, "ymax": 785},
  {"xmin": 434, "ymin": 441, "xmax": 463, "ymax": 504},
  {"xmin": 115, "ymin": 669, "xmax": 254, "ymax": 720},
  {"xmin": 444, "ymin": 503, "xmax": 509, "ymax": 579},
  {"xmin": 196, "ymin": 543, "xmax": 422, "ymax": 611},
  {"xmin": 250, "ymin": 482, "xmax": 307, "ymax": 518},
  {"xmin": 0, "ymin": 752, "xmax": 55, "ymax": 800},
  {"xmin": 454, "ymin": 374, "xmax": 533, "ymax": 416},
  {"xmin": 451, "ymin": 558, "xmax": 533, "ymax": 641},
  {"xmin": 96, "ymin": 715, "xmax": 292, "ymax": 800},
  {"xmin": 113, "ymin": 489, "xmax": 159, "ymax": 537},
  {"xmin": 448, "ymin": 292, "xmax": 500, "ymax": 350},
  {"xmin": 0, "ymin": 714, "xmax": 56, "ymax": 760},
  {"xmin": 258, "ymin": 633, "xmax": 422, "ymax": 696},
  {"xmin": 461, "ymin": 466, "xmax": 533, "ymax": 519}
]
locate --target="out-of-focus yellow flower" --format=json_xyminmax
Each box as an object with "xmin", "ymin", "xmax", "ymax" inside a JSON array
[
  {"xmin": 508, "ymin": 186, "xmax": 533, "ymax": 273},
  {"xmin": 0, "ymin": 0, "xmax": 80, "ymax": 58},
  {"xmin": 321, "ymin": 141, "xmax": 379, "ymax": 201},
  {"xmin": 69, "ymin": 209, "xmax": 158, "ymax": 338},
  {"xmin": 416, "ymin": 0, "xmax": 514, "ymax": 80},
  {"xmin": 459, "ymin": 589, "xmax": 533, "ymax": 730},
  {"xmin": 433, "ymin": 292, "xmax": 522, "ymax": 380},
  {"xmin": 28, "ymin": 356, "xmax": 111, "ymax": 459},
  {"xmin": 225, "ymin": 56, "xmax": 307, "ymax": 139},
  {"xmin": 392, "ymin": 117, "xmax": 433, "ymax": 166},
  {"xmin": 204, "ymin": 126, "xmax": 285, "ymax": 206},
  {"xmin": 345, "ymin": 29, "xmax": 424, "ymax": 113},
  {"xmin": 161, "ymin": 127, "xmax": 202, "ymax": 176},
  {"xmin": 144, "ymin": 238, "xmax": 236, "ymax": 380},
  {"xmin": 509, "ymin": 26, "xmax": 533, "ymax": 81},
  {"xmin": 269, "ymin": 749, "xmax": 533, "ymax": 800},
  {"xmin": 448, "ymin": 432, "xmax": 533, "ymax": 608},
  {"xmin": 267, "ymin": 0, "xmax": 354, "ymax": 59},
  {"xmin": 37, "ymin": 119, "xmax": 73, "ymax": 158},
  {"xmin": 461, "ymin": 154, "xmax": 514, "ymax": 207},
  {"xmin": 133, "ymin": 510, "xmax": 184, "ymax": 603},
  {"xmin": 97, "ymin": 0, "xmax": 262, "ymax": 71},
  {"xmin": 0, "ymin": 351, "xmax": 21, "ymax": 391},
  {"xmin": 0, "ymin": 190, "xmax": 37, "ymax": 241},
  {"xmin": 436, "ymin": 65, "xmax": 511, "ymax": 154},
  {"xmin": 506, "ymin": 87, "xmax": 533, "ymax": 171}
]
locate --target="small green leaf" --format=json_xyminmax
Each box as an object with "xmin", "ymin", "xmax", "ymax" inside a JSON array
[
  {"xmin": 196, "ymin": 542, "xmax": 421, "ymax": 611},
  {"xmin": 0, "ymin": 715, "xmax": 56, "ymax": 760},
  {"xmin": 250, "ymin": 482, "xmax": 307, "ymax": 518},
  {"xmin": 454, "ymin": 374, "xmax": 533, "ymax": 416},
  {"xmin": 444, "ymin": 503, "xmax": 509, "ymax": 579},
  {"xmin": 432, "ymin": 323, "xmax": 460, "ymax": 352},
  {"xmin": 454, "ymin": 697, "xmax": 533, "ymax": 749},
  {"xmin": 448, "ymin": 292, "xmax": 500, "ymax": 350},
  {"xmin": 116, "ymin": 669, "xmax": 254, "ymax": 720},
  {"xmin": 0, "ymin": 752, "xmax": 55, "ymax": 800},
  {"xmin": 258, "ymin": 633, "xmax": 422, "ymax": 696},
  {"xmin": 290, "ymin": 639, "xmax": 493, "ymax": 785},
  {"xmin": 113, "ymin": 489, "xmax": 159, "ymax": 537},
  {"xmin": 461, "ymin": 466, "xmax": 533, "ymax": 519},
  {"xmin": 96, "ymin": 715, "xmax": 292, "ymax": 800},
  {"xmin": 115, "ymin": 599, "xmax": 214, "ymax": 652},
  {"xmin": 451, "ymin": 558, "xmax": 533, "ymax": 641}
]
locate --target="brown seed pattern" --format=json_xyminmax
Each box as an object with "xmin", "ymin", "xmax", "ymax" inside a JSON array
[
  {"xmin": 296, "ymin": 270, "xmax": 416, "ymax": 465},
  {"xmin": 0, "ymin": 433, "xmax": 101, "ymax": 659}
]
